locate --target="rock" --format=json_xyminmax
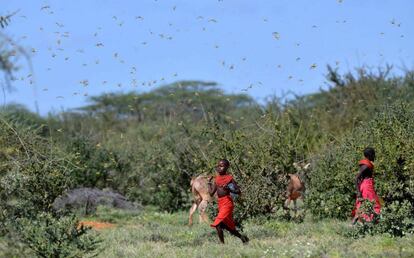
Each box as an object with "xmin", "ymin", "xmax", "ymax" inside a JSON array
[{"xmin": 53, "ymin": 187, "xmax": 138, "ymax": 215}]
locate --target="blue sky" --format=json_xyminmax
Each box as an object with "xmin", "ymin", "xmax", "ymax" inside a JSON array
[{"xmin": 2, "ymin": 0, "xmax": 413, "ymax": 115}]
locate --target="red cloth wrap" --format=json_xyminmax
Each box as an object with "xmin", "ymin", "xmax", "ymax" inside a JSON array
[
  {"xmin": 359, "ymin": 159, "xmax": 374, "ymax": 170},
  {"xmin": 215, "ymin": 174, "xmax": 233, "ymax": 187},
  {"xmin": 210, "ymin": 195, "xmax": 236, "ymax": 230},
  {"xmin": 210, "ymin": 174, "xmax": 236, "ymax": 230},
  {"xmin": 352, "ymin": 159, "xmax": 381, "ymax": 221}
]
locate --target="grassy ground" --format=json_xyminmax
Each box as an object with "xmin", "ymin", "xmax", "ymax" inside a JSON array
[{"xmin": 78, "ymin": 206, "xmax": 414, "ymax": 258}]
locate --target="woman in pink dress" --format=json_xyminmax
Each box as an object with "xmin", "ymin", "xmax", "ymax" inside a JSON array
[{"xmin": 352, "ymin": 147, "xmax": 381, "ymax": 223}]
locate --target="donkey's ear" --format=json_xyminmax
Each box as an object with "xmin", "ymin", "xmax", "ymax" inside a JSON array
[{"xmin": 304, "ymin": 163, "xmax": 311, "ymax": 170}]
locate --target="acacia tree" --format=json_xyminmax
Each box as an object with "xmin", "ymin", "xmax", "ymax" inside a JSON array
[{"xmin": 78, "ymin": 80, "xmax": 258, "ymax": 124}]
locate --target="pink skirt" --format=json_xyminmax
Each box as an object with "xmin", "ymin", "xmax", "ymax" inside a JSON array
[{"xmin": 352, "ymin": 178, "xmax": 381, "ymax": 222}]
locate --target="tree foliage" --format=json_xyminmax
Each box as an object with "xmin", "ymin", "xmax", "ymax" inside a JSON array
[{"xmin": 0, "ymin": 115, "xmax": 99, "ymax": 256}]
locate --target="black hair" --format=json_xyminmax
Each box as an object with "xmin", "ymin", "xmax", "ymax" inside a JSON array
[
  {"xmin": 219, "ymin": 159, "xmax": 230, "ymax": 167},
  {"xmin": 363, "ymin": 147, "xmax": 375, "ymax": 159}
]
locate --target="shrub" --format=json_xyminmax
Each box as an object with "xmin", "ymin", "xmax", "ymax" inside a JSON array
[
  {"xmin": 307, "ymin": 104, "xmax": 414, "ymax": 235},
  {"xmin": 128, "ymin": 140, "xmax": 193, "ymax": 212},
  {"xmin": 106, "ymin": 123, "xmax": 207, "ymax": 212},
  {"xmin": 12, "ymin": 212, "xmax": 100, "ymax": 258},
  {"xmin": 0, "ymin": 116, "xmax": 100, "ymax": 256},
  {"xmin": 347, "ymin": 200, "xmax": 414, "ymax": 238},
  {"xmin": 201, "ymin": 114, "xmax": 312, "ymax": 223},
  {"xmin": 65, "ymin": 134, "xmax": 130, "ymax": 190},
  {"xmin": 0, "ymin": 116, "xmax": 76, "ymax": 221}
]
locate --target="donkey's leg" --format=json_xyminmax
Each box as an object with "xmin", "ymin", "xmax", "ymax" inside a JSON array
[
  {"xmin": 293, "ymin": 199, "xmax": 298, "ymax": 215},
  {"xmin": 198, "ymin": 199, "xmax": 210, "ymax": 223},
  {"xmin": 189, "ymin": 202, "xmax": 198, "ymax": 226},
  {"xmin": 284, "ymin": 198, "xmax": 292, "ymax": 210}
]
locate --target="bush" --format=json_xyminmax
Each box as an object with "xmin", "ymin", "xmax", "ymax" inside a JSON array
[
  {"xmin": 347, "ymin": 200, "xmax": 414, "ymax": 238},
  {"xmin": 125, "ymin": 139, "xmax": 193, "ymax": 212},
  {"xmin": 65, "ymin": 134, "xmax": 130, "ymax": 190},
  {"xmin": 307, "ymin": 104, "xmax": 414, "ymax": 235},
  {"xmin": 11, "ymin": 212, "xmax": 100, "ymax": 258},
  {"xmin": 0, "ymin": 117, "xmax": 76, "ymax": 221},
  {"xmin": 376, "ymin": 201, "xmax": 414, "ymax": 237},
  {"xmin": 0, "ymin": 116, "xmax": 100, "ymax": 256},
  {"xmin": 200, "ymin": 114, "xmax": 312, "ymax": 223}
]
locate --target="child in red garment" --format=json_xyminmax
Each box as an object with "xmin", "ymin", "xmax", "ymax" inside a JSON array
[
  {"xmin": 351, "ymin": 147, "xmax": 381, "ymax": 224},
  {"xmin": 208, "ymin": 159, "xmax": 249, "ymax": 244}
]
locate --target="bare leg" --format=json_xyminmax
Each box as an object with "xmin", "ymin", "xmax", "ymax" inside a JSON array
[
  {"xmin": 216, "ymin": 224, "xmax": 225, "ymax": 244},
  {"xmin": 188, "ymin": 202, "xmax": 198, "ymax": 226},
  {"xmin": 220, "ymin": 222, "xmax": 249, "ymax": 244},
  {"xmin": 351, "ymin": 217, "xmax": 356, "ymax": 225},
  {"xmin": 230, "ymin": 230, "xmax": 249, "ymax": 243},
  {"xmin": 351, "ymin": 215, "xmax": 359, "ymax": 225}
]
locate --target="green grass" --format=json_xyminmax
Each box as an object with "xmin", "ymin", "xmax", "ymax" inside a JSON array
[{"xmin": 79, "ymin": 206, "xmax": 414, "ymax": 258}]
